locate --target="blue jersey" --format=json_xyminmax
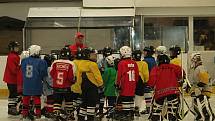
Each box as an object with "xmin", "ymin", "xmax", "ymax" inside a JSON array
[
  {"xmin": 144, "ymin": 56, "xmax": 156, "ymax": 73},
  {"xmin": 21, "ymin": 56, "xmax": 48, "ymax": 96}
]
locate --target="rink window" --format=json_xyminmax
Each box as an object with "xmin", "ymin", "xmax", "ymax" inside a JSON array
[
  {"xmin": 143, "ymin": 17, "xmax": 188, "ymax": 52},
  {"xmin": 194, "ymin": 17, "xmax": 215, "ymax": 51}
]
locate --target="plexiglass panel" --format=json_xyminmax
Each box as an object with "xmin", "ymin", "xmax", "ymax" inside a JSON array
[{"xmin": 144, "ymin": 17, "xmax": 188, "ymax": 52}]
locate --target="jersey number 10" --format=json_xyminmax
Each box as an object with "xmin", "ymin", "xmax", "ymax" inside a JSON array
[{"xmin": 127, "ymin": 70, "xmax": 135, "ymax": 81}]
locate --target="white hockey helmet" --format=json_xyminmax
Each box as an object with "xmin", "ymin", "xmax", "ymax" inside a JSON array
[
  {"xmin": 28, "ymin": 45, "xmax": 41, "ymax": 56},
  {"xmin": 156, "ymin": 46, "xmax": 167, "ymax": 55},
  {"xmin": 190, "ymin": 52, "xmax": 202, "ymax": 68},
  {"xmin": 106, "ymin": 55, "xmax": 115, "ymax": 66},
  {"xmin": 120, "ymin": 46, "xmax": 132, "ymax": 58},
  {"xmin": 20, "ymin": 51, "xmax": 29, "ymax": 60}
]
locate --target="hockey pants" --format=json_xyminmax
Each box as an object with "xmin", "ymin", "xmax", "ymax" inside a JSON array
[
  {"xmin": 53, "ymin": 89, "xmax": 73, "ymax": 116},
  {"xmin": 22, "ymin": 96, "xmax": 41, "ymax": 117},
  {"xmin": 149, "ymin": 94, "xmax": 180, "ymax": 121},
  {"xmin": 79, "ymin": 73, "xmax": 99, "ymax": 121}
]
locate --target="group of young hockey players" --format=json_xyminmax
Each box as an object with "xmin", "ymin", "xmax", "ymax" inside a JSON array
[{"xmin": 3, "ymin": 32, "xmax": 215, "ymax": 121}]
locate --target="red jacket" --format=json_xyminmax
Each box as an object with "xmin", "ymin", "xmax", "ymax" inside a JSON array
[
  {"xmin": 117, "ymin": 59, "xmax": 139, "ymax": 96},
  {"xmin": 147, "ymin": 64, "xmax": 182, "ymax": 100},
  {"xmin": 50, "ymin": 60, "xmax": 76, "ymax": 89},
  {"xmin": 17, "ymin": 67, "xmax": 23, "ymax": 94},
  {"xmin": 69, "ymin": 43, "xmax": 87, "ymax": 56},
  {"xmin": 3, "ymin": 51, "xmax": 20, "ymax": 84}
]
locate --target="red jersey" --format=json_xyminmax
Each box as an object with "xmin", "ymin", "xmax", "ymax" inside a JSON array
[
  {"xmin": 69, "ymin": 43, "xmax": 87, "ymax": 56},
  {"xmin": 3, "ymin": 51, "xmax": 20, "ymax": 84},
  {"xmin": 117, "ymin": 59, "xmax": 139, "ymax": 96},
  {"xmin": 147, "ymin": 64, "xmax": 182, "ymax": 100},
  {"xmin": 50, "ymin": 60, "xmax": 76, "ymax": 89}
]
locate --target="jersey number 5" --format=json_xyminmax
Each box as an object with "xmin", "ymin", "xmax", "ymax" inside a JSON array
[
  {"xmin": 57, "ymin": 72, "xmax": 64, "ymax": 85},
  {"xmin": 127, "ymin": 70, "xmax": 135, "ymax": 81}
]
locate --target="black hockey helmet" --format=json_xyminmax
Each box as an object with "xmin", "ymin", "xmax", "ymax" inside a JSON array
[
  {"xmin": 81, "ymin": 47, "xmax": 96, "ymax": 60},
  {"xmin": 76, "ymin": 48, "xmax": 83, "ymax": 59},
  {"xmin": 44, "ymin": 54, "xmax": 56, "ymax": 67},
  {"xmin": 8, "ymin": 41, "xmax": 20, "ymax": 50},
  {"xmin": 157, "ymin": 54, "xmax": 170, "ymax": 65},
  {"xmin": 169, "ymin": 45, "xmax": 181, "ymax": 57},
  {"xmin": 132, "ymin": 50, "xmax": 142, "ymax": 61},
  {"xmin": 59, "ymin": 46, "xmax": 72, "ymax": 60},
  {"xmin": 143, "ymin": 46, "xmax": 155, "ymax": 56},
  {"xmin": 102, "ymin": 46, "xmax": 113, "ymax": 57}
]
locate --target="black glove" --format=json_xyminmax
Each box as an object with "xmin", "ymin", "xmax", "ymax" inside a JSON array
[{"xmin": 197, "ymin": 82, "xmax": 206, "ymax": 87}]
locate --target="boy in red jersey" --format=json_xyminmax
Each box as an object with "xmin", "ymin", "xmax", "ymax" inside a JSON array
[
  {"xmin": 115, "ymin": 46, "xmax": 139, "ymax": 120},
  {"xmin": 50, "ymin": 46, "xmax": 76, "ymax": 120},
  {"xmin": 148, "ymin": 54, "xmax": 183, "ymax": 121}
]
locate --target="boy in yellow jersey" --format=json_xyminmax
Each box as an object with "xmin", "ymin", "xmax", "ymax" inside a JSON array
[
  {"xmin": 78, "ymin": 48, "xmax": 103, "ymax": 121},
  {"xmin": 70, "ymin": 48, "xmax": 85, "ymax": 120},
  {"xmin": 132, "ymin": 50, "xmax": 149, "ymax": 116},
  {"xmin": 190, "ymin": 53, "xmax": 214, "ymax": 121},
  {"xmin": 169, "ymin": 45, "xmax": 181, "ymax": 66}
]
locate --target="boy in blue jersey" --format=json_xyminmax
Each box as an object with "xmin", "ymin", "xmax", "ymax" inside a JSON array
[
  {"xmin": 21, "ymin": 45, "xmax": 47, "ymax": 120},
  {"xmin": 142, "ymin": 46, "xmax": 156, "ymax": 114}
]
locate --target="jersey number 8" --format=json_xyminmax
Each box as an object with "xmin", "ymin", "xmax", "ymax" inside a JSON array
[{"xmin": 26, "ymin": 65, "xmax": 33, "ymax": 78}]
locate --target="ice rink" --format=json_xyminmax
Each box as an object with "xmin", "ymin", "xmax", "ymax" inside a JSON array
[{"xmin": 0, "ymin": 95, "xmax": 214, "ymax": 121}]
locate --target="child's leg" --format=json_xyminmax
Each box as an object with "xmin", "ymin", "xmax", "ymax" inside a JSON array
[
  {"xmin": 7, "ymin": 84, "xmax": 19, "ymax": 115},
  {"xmin": 65, "ymin": 91, "xmax": 75, "ymax": 120},
  {"xmin": 53, "ymin": 93, "xmax": 63, "ymax": 116},
  {"xmin": 22, "ymin": 96, "xmax": 31, "ymax": 117},
  {"xmin": 33, "ymin": 96, "xmax": 41, "ymax": 118},
  {"xmin": 46, "ymin": 95, "xmax": 54, "ymax": 113}
]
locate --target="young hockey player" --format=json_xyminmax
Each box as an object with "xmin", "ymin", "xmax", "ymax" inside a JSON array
[
  {"xmin": 143, "ymin": 46, "xmax": 156, "ymax": 72},
  {"xmin": 42, "ymin": 54, "xmax": 56, "ymax": 118},
  {"xmin": 50, "ymin": 47, "xmax": 76, "ymax": 121},
  {"xmin": 78, "ymin": 48, "xmax": 103, "ymax": 121},
  {"xmin": 70, "ymin": 48, "xmax": 83, "ymax": 113},
  {"xmin": 102, "ymin": 55, "xmax": 117, "ymax": 118},
  {"xmin": 147, "ymin": 54, "xmax": 183, "ymax": 121},
  {"xmin": 21, "ymin": 45, "xmax": 48, "ymax": 120},
  {"xmin": 142, "ymin": 46, "xmax": 156, "ymax": 114},
  {"xmin": 3, "ymin": 41, "xmax": 20, "ymax": 115},
  {"xmin": 169, "ymin": 45, "xmax": 181, "ymax": 66},
  {"xmin": 190, "ymin": 53, "xmax": 215, "ymax": 121},
  {"xmin": 132, "ymin": 50, "xmax": 149, "ymax": 117},
  {"xmin": 156, "ymin": 46, "xmax": 167, "ymax": 55},
  {"xmin": 97, "ymin": 46, "xmax": 113, "ymax": 116},
  {"xmin": 115, "ymin": 46, "xmax": 139, "ymax": 120}
]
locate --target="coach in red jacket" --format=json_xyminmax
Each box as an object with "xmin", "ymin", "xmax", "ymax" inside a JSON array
[
  {"xmin": 69, "ymin": 32, "xmax": 87, "ymax": 57},
  {"xmin": 3, "ymin": 41, "xmax": 20, "ymax": 115}
]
